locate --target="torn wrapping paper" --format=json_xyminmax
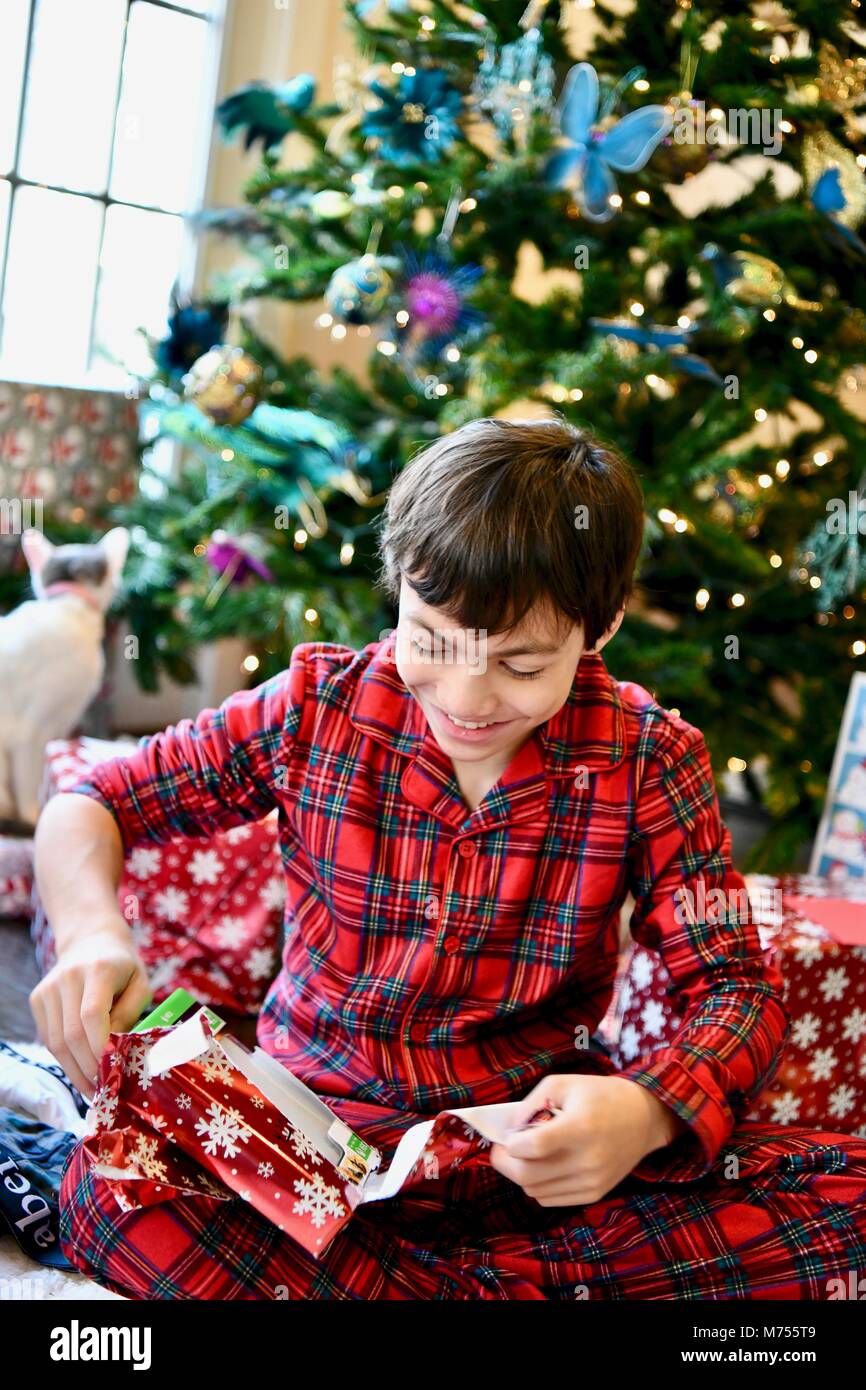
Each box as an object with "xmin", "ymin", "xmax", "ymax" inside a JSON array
[{"xmin": 81, "ymin": 1013, "xmax": 529, "ymax": 1258}]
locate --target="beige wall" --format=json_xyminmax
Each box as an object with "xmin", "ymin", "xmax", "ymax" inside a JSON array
[{"xmin": 198, "ymin": 0, "xmax": 362, "ymax": 375}]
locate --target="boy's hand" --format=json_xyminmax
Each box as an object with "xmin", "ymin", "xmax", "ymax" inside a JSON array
[
  {"xmin": 30, "ymin": 925, "xmax": 151, "ymax": 1102},
  {"xmin": 489, "ymin": 1074, "xmax": 687, "ymax": 1207}
]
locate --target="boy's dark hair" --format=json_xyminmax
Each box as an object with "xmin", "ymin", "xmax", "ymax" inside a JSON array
[{"xmin": 376, "ymin": 415, "xmax": 645, "ymax": 651}]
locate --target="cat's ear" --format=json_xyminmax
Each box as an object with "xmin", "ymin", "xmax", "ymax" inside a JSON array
[
  {"xmin": 99, "ymin": 526, "xmax": 130, "ymax": 584},
  {"xmin": 21, "ymin": 528, "xmax": 54, "ymax": 578}
]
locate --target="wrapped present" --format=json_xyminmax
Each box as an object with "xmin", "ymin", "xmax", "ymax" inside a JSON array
[
  {"xmin": 0, "ymin": 835, "xmax": 33, "ymax": 919},
  {"xmin": 32, "ymin": 737, "xmax": 285, "ymax": 1015},
  {"xmin": 608, "ymin": 873, "xmax": 866, "ymax": 1136},
  {"xmin": 83, "ymin": 998, "xmax": 524, "ymax": 1259}
]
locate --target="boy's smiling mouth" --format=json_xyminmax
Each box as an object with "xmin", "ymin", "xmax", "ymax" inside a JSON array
[{"xmin": 426, "ymin": 701, "xmax": 518, "ymax": 742}]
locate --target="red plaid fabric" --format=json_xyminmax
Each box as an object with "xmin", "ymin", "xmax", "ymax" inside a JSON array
[
  {"xmin": 56, "ymin": 637, "xmax": 866, "ymax": 1298},
  {"xmin": 59, "ymin": 1117, "xmax": 866, "ymax": 1300},
  {"xmin": 64, "ymin": 637, "xmax": 786, "ymax": 1181}
]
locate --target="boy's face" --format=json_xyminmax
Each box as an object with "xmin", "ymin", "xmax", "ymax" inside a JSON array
[{"xmin": 394, "ymin": 575, "xmax": 623, "ymax": 766}]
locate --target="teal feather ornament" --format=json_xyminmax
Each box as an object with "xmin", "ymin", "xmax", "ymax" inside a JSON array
[{"xmin": 216, "ymin": 75, "xmax": 316, "ymax": 152}]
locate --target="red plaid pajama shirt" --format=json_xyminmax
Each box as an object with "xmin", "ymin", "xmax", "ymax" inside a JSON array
[{"xmin": 58, "ymin": 637, "xmax": 866, "ymax": 1299}]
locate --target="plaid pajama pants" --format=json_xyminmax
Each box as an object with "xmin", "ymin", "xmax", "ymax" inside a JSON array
[{"xmin": 58, "ymin": 1120, "xmax": 866, "ymax": 1301}]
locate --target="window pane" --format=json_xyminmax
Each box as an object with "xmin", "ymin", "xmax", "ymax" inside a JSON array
[
  {"xmin": 18, "ymin": 0, "xmax": 127, "ymax": 194},
  {"xmin": 1, "ymin": 187, "xmax": 103, "ymax": 381},
  {"xmin": 0, "ymin": 0, "xmax": 31, "ymax": 176},
  {"xmin": 92, "ymin": 203, "xmax": 186, "ymax": 377},
  {"xmin": 111, "ymin": 3, "xmax": 211, "ymax": 213},
  {"xmin": 0, "ymin": 182, "xmax": 10, "ymax": 284}
]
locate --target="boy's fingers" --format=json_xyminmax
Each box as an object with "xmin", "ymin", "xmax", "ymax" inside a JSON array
[
  {"xmin": 506, "ymin": 1074, "xmax": 581, "ymax": 1134},
  {"xmin": 109, "ymin": 970, "xmax": 151, "ymax": 1033},
  {"xmin": 501, "ymin": 1111, "xmax": 574, "ymax": 1160},
  {"xmin": 59, "ymin": 974, "xmax": 100, "ymax": 1093},
  {"xmin": 43, "ymin": 989, "xmax": 95, "ymax": 1100},
  {"xmin": 80, "ymin": 970, "xmax": 117, "ymax": 1067},
  {"xmin": 29, "ymin": 986, "xmax": 46, "ymax": 1047},
  {"xmin": 489, "ymin": 1142, "xmax": 568, "ymax": 1186}
]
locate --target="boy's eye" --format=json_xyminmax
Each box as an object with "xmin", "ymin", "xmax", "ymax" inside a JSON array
[{"xmin": 502, "ymin": 662, "xmax": 543, "ymax": 680}]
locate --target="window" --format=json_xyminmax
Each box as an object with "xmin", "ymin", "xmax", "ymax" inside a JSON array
[{"xmin": 0, "ymin": 0, "xmax": 225, "ymax": 388}]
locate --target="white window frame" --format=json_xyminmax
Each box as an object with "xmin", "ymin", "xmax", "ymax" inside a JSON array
[{"xmin": 0, "ymin": 0, "xmax": 228, "ymax": 390}]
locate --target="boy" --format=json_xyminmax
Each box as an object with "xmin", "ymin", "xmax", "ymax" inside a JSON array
[{"xmin": 35, "ymin": 417, "xmax": 866, "ymax": 1299}]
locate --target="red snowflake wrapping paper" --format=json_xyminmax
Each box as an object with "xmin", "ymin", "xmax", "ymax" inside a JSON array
[
  {"xmin": 0, "ymin": 835, "xmax": 33, "ymax": 918},
  {"xmin": 82, "ymin": 1023, "xmax": 499, "ymax": 1259},
  {"xmin": 608, "ymin": 873, "xmax": 866, "ymax": 1136},
  {"xmin": 32, "ymin": 737, "xmax": 285, "ymax": 1014}
]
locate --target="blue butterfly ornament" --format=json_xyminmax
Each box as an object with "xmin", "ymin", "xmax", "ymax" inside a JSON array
[{"xmin": 545, "ymin": 63, "xmax": 673, "ymax": 222}]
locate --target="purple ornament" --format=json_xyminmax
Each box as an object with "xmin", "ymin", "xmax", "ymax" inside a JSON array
[
  {"xmin": 405, "ymin": 272, "xmax": 463, "ymax": 337},
  {"xmin": 206, "ymin": 531, "xmax": 274, "ymax": 585}
]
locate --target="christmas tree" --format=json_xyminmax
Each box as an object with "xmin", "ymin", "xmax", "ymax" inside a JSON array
[{"xmin": 119, "ymin": 0, "xmax": 866, "ymax": 868}]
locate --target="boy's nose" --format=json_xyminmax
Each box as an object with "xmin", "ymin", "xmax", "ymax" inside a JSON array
[{"xmin": 436, "ymin": 674, "xmax": 498, "ymax": 721}]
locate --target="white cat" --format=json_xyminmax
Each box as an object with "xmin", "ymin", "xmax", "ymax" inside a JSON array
[{"xmin": 0, "ymin": 527, "xmax": 129, "ymax": 826}]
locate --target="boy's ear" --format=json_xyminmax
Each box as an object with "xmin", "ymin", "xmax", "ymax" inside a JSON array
[{"xmin": 589, "ymin": 605, "xmax": 626, "ymax": 654}]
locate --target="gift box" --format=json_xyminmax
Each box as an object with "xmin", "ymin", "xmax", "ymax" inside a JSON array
[
  {"xmin": 32, "ymin": 737, "xmax": 285, "ymax": 1014},
  {"xmin": 0, "ymin": 835, "xmax": 33, "ymax": 919},
  {"xmin": 608, "ymin": 873, "xmax": 866, "ymax": 1136},
  {"xmin": 83, "ymin": 1007, "xmax": 507, "ymax": 1259}
]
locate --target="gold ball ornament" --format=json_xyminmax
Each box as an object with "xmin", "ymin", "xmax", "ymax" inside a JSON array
[
  {"xmin": 185, "ymin": 346, "xmax": 264, "ymax": 426},
  {"xmin": 707, "ymin": 245, "xmax": 823, "ymax": 313},
  {"xmin": 652, "ymin": 137, "xmax": 711, "ymax": 180}
]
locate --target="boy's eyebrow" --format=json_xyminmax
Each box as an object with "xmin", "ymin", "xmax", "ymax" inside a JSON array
[{"xmin": 403, "ymin": 614, "xmax": 560, "ymax": 658}]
